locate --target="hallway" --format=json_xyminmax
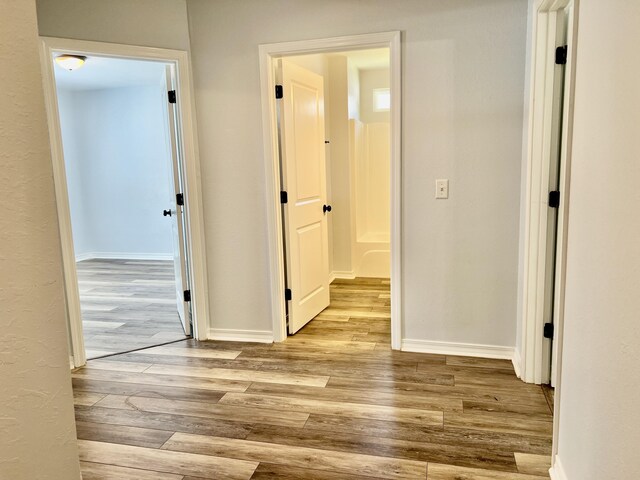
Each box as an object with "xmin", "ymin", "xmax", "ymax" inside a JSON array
[{"xmin": 72, "ymin": 278, "xmax": 552, "ymax": 479}]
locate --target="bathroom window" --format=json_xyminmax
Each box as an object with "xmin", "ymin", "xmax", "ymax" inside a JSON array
[{"xmin": 373, "ymin": 88, "xmax": 390, "ymax": 112}]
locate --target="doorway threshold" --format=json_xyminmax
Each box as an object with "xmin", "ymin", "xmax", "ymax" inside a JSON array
[{"xmin": 86, "ymin": 336, "xmax": 193, "ymax": 362}]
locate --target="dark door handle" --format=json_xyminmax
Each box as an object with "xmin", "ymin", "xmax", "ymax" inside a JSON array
[
  {"xmin": 323, "ymin": 204, "xmax": 332, "ymax": 214},
  {"xmin": 163, "ymin": 209, "xmax": 172, "ymax": 217}
]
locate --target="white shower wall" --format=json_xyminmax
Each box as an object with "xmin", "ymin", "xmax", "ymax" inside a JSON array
[{"xmin": 350, "ymin": 119, "xmax": 390, "ymax": 277}]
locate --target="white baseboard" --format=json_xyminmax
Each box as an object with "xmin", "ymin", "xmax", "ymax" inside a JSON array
[
  {"xmin": 549, "ymin": 456, "xmax": 568, "ymax": 480},
  {"xmin": 512, "ymin": 348, "xmax": 522, "ymax": 378},
  {"xmin": 75, "ymin": 252, "xmax": 95, "ymax": 262},
  {"xmin": 75, "ymin": 252, "xmax": 173, "ymax": 262},
  {"xmin": 401, "ymin": 339, "xmax": 515, "ymax": 360},
  {"xmin": 208, "ymin": 328, "xmax": 274, "ymax": 343},
  {"xmin": 331, "ymin": 270, "xmax": 356, "ymax": 280}
]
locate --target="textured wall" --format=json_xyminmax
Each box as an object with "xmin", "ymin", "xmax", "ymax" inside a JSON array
[
  {"xmin": 555, "ymin": 1, "xmax": 640, "ymax": 478},
  {"xmin": 0, "ymin": 1, "xmax": 81, "ymax": 478}
]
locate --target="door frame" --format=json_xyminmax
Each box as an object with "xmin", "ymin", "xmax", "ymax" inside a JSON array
[
  {"xmin": 520, "ymin": 0, "xmax": 577, "ymax": 385},
  {"xmin": 258, "ymin": 32, "xmax": 402, "ymax": 347},
  {"xmin": 38, "ymin": 37, "xmax": 211, "ymax": 367}
]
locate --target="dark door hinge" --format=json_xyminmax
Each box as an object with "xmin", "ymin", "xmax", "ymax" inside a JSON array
[
  {"xmin": 275, "ymin": 85, "xmax": 283, "ymax": 99},
  {"xmin": 549, "ymin": 190, "xmax": 560, "ymax": 208},
  {"xmin": 555, "ymin": 45, "xmax": 568, "ymax": 65},
  {"xmin": 285, "ymin": 288, "xmax": 292, "ymax": 301},
  {"xmin": 280, "ymin": 191, "xmax": 288, "ymax": 204},
  {"xmin": 168, "ymin": 90, "xmax": 177, "ymax": 104},
  {"xmin": 176, "ymin": 193, "xmax": 184, "ymax": 206},
  {"xmin": 544, "ymin": 322, "xmax": 554, "ymax": 339},
  {"xmin": 183, "ymin": 290, "xmax": 191, "ymax": 302}
]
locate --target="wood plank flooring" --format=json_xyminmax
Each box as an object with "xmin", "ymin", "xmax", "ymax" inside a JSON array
[
  {"xmin": 73, "ymin": 277, "xmax": 552, "ymax": 479},
  {"xmin": 77, "ymin": 259, "xmax": 188, "ymax": 359}
]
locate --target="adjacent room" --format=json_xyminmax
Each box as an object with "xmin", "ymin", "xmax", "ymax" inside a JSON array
[
  {"xmin": 278, "ymin": 49, "xmax": 393, "ymax": 348},
  {"xmin": 53, "ymin": 55, "xmax": 191, "ymax": 358}
]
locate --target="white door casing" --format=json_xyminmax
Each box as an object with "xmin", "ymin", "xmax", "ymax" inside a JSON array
[
  {"xmin": 40, "ymin": 37, "xmax": 211, "ymax": 367},
  {"xmin": 259, "ymin": 32, "xmax": 401, "ymax": 347},
  {"xmin": 542, "ymin": 10, "xmax": 568, "ymax": 385},
  {"xmin": 164, "ymin": 66, "xmax": 191, "ymax": 336},
  {"xmin": 280, "ymin": 60, "xmax": 330, "ymax": 334},
  {"xmin": 520, "ymin": 0, "xmax": 576, "ymax": 387}
]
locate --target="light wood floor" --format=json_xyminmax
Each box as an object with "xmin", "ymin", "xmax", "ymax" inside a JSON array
[
  {"xmin": 73, "ymin": 277, "xmax": 552, "ymax": 479},
  {"xmin": 77, "ymin": 259, "xmax": 188, "ymax": 359}
]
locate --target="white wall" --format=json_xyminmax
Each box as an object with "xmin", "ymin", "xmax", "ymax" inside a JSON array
[
  {"xmin": 0, "ymin": 1, "xmax": 80, "ymax": 477},
  {"xmin": 359, "ymin": 68, "xmax": 390, "ymax": 124},
  {"xmin": 347, "ymin": 59, "xmax": 360, "ymax": 121},
  {"xmin": 554, "ymin": 1, "xmax": 640, "ymax": 478},
  {"xmin": 57, "ymin": 85, "xmax": 175, "ymax": 259},
  {"xmin": 36, "ymin": 0, "xmax": 190, "ymax": 50},
  {"xmin": 186, "ymin": 0, "xmax": 527, "ymax": 345},
  {"xmin": 327, "ymin": 55, "xmax": 353, "ymax": 275}
]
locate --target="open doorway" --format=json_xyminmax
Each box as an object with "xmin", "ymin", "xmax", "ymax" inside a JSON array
[
  {"xmin": 259, "ymin": 32, "xmax": 401, "ymax": 349},
  {"xmin": 39, "ymin": 38, "xmax": 210, "ymax": 367},
  {"xmin": 52, "ymin": 55, "xmax": 190, "ymax": 359},
  {"xmin": 278, "ymin": 49, "xmax": 391, "ymax": 347}
]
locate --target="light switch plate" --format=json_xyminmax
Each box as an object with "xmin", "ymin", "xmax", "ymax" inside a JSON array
[{"xmin": 436, "ymin": 179, "xmax": 449, "ymax": 199}]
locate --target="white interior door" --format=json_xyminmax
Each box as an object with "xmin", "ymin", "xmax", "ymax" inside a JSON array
[
  {"xmin": 164, "ymin": 66, "xmax": 191, "ymax": 336},
  {"xmin": 280, "ymin": 60, "xmax": 330, "ymax": 334}
]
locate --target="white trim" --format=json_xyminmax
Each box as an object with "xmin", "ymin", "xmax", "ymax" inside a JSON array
[
  {"xmin": 208, "ymin": 329, "xmax": 274, "ymax": 344},
  {"xmin": 39, "ymin": 37, "xmax": 211, "ymax": 368},
  {"xmin": 512, "ymin": 348, "xmax": 523, "ymax": 379},
  {"xmin": 520, "ymin": 0, "xmax": 579, "ymax": 472},
  {"xmin": 331, "ymin": 270, "xmax": 356, "ymax": 280},
  {"xmin": 401, "ymin": 339, "xmax": 515, "ymax": 360},
  {"xmin": 259, "ymin": 31, "xmax": 402, "ymax": 348},
  {"xmin": 74, "ymin": 253, "xmax": 94, "ymax": 263},
  {"xmin": 550, "ymin": 0, "xmax": 579, "ymax": 466},
  {"xmin": 75, "ymin": 252, "xmax": 174, "ymax": 262},
  {"xmin": 520, "ymin": 0, "xmax": 576, "ymax": 384},
  {"xmin": 549, "ymin": 455, "xmax": 568, "ymax": 480}
]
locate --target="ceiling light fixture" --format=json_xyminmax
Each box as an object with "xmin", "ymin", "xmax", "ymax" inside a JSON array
[{"xmin": 55, "ymin": 55, "xmax": 87, "ymax": 71}]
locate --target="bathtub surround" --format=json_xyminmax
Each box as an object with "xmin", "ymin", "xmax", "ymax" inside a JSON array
[{"xmin": 349, "ymin": 119, "xmax": 391, "ymax": 278}]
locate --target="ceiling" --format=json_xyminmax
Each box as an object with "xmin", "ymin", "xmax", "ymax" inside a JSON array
[{"xmin": 53, "ymin": 55, "xmax": 168, "ymax": 91}]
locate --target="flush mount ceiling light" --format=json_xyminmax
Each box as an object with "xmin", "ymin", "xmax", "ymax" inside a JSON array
[{"xmin": 55, "ymin": 54, "xmax": 87, "ymax": 71}]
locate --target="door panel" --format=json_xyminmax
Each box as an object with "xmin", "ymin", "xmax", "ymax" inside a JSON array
[
  {"xmin": 297, "ymin": 222, "xmax": 325, "ymax": 298},
  {"xmin": 280, "ymin": 60, "xmax": 330, "ymax": 334},
  {"xmin": 293, "ymin": 84, "xmax": 322, "ymax": 199},
  {"xmin": 164, "ymin": 66, "xmax": 191, "ymax": 336}
]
